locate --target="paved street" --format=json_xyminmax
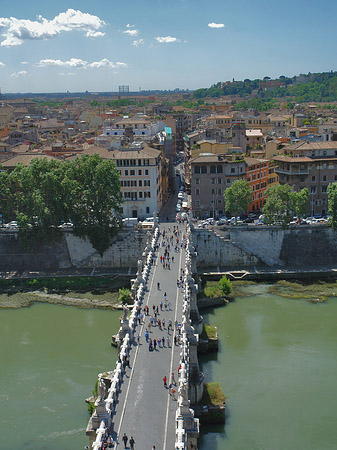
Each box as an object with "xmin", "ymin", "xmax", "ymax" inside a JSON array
[{"xmin": 111, "ymin": 218, "xmax": 188, "ymax": 450}]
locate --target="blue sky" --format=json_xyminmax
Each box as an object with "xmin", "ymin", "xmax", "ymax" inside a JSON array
[{"xmin": 0, "ymin": 0, "xmax": 336, "ymax": 93}]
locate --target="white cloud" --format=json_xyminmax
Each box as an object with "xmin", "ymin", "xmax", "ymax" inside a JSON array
[
  {"xmin": 21, "ymin": 61, "xmax": 28, "ymax": 65},
  {"xmin": 85, "ymin": 30, "xmax": 105, "ymax": 38},
  {"xmin": 123, "ymin": 28, "xmax": 139, "ymax": 36},
  {"xmin": 208, "ymin": 22, "xmax": 225, "ymax": 28},
  {"xmin": 10, "ymin": 70, "xmax": 29, "ymax": 78},
  {"xmin": 132, "ymin": 38, "xmax": 144, "ymax": 47},
  {"xmin": 59, "ymin": 72, "xmax": 75, "ymax": 76},
  {"xmin": 37, "ymin": 58, "xmax": 127, "ymax": 70},
  {"xmin": 0, "ymin": 61, "xmax": 5, "ymax": 67},
  {"xmin": 0, "ymin": 9, "xmax": 106, "ymax": 47},
  {"xmin": 126, "ymin": 24, "xmax": 135, "ymax": 28},
  {"xmin": 155, "ymin": 36, "xmax": 179, "ymax": 43}
]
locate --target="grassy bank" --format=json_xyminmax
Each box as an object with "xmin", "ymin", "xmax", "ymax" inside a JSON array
[
  {"xmin": 268, "ymin": 279, "xmax": 337, "ymax": 302},
  {"xmin": 0, "ymin": 276, "xmax": 130, "ymax": 309}
]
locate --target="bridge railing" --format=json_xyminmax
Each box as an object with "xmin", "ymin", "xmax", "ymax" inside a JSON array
[{"xmin": 174, "ymin": 227, "xmax": 199, "ymax": 449}]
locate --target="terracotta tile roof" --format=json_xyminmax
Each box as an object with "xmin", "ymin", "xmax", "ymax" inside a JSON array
[
  {"xmin": 82, "ymin": 144, "xmax": 161, "ymax": 160},
  {"xmin": 1, "ymin": 153, "xmax": 56, "ymax": 168}
]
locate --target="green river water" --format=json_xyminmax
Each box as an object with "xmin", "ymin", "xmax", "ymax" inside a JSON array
[{"xmin": 1, "ymin": 285, "xmax": 337, "ymax": 450}]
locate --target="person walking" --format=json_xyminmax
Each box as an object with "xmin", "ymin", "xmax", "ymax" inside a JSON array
[
  {"xmin": 129, "ymin": 436, "xmax": 135, "ymax": 449},
  {"xmin": 163, "ymin": 376, "xmax": 167, "ymax": 388},
  {"xmin": 171, "ymin": 372, "xmax": 176, "ymax": 385},
  {"xmin": 157, "ymin": 282, "xmax": 160, "ymax": 290},
  {"xmin": 122, "ymin": 433, "xmax": 128, "ymax": 448}
]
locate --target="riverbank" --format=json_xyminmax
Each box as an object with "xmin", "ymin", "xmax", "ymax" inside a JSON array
[{"xmin": 0, "ymin": 275, "xmax": 130, "ymax": 309}]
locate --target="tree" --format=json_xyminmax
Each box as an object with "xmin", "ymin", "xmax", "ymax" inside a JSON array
[
  {"xmin": 224, "ymin": 180, "xmax": 252, "ymax": 222},
  {"xmin": 328, "ymin": 183, "xmax": 337, "ymax": 230},
  {"xmin": 118, "ymin": 288, "xmax": 132, "ymax": 304},
  {"xmin": 218, "ymin": 276, "xmax": 232, "ymax": 296},
  {"xmin": 263, "ymin": 184, "xmax": 308, "ymax": 228},
  {"xmin": 0, "ymin": 155, "xmax": 123, "ymax": 255},
  {"xmin": 62, "ymin": 154, "xmax": 123, "ymax": 255}
]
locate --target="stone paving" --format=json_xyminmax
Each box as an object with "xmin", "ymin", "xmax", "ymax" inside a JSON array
[{"xmin": 111, "ymin": 220, "xmax": 188, "ymax": 450}]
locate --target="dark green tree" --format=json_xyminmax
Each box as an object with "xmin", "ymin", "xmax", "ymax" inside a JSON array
[
  {"xmin": 0, "ymin": 155, "xmax": 123, "ymax": 255},
  {"xmin": 62, "ymin": 154, "xmax": 123, "ymax": 255},
  {"xmin": 224, "ymin": 180, "xmax": 252, "ymax": 223},
  {"xmin": 328, "ymin": 182, "xmax": 337, "ymax": 230},
  {"xmin": 263, "ymin": 184, "xmax": 308, "ymax": 228}
]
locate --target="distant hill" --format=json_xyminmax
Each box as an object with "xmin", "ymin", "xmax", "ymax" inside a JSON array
[{"xmin": 193, "ymin": 71, "xmax": 337, "ymax": 104}]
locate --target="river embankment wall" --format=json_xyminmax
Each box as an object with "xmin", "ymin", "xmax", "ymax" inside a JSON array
[
  {"xmin": 1, "ymin": 225, "xmax": 337, "ymax": 272},
  {"xmin": 0, "ymin": 229, "xmax": 149, "ymax": 271},
  {"xmin": 193, "ymin": 225, "xmax": 337, "ymax": 269}
]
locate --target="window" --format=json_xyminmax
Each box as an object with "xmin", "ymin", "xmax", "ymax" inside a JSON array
[
  {"xmin": 145, "ymin": 169, "xmax": 149, "ymax": 175},
  {"xmin": 138, "ymin": 169, "xmax": 142, "ymax": 175},
  {"xmin": 218, "ymin": 178, "xmax": 222, "ymax": 184},
  {"xmin": 227, "ymin": 179, "xmax": 231, "ymax": 184},
  {"xmin": 218, "ymin": 188, "xmax": 221, "ymax": 195},
  {"xmin": 201, "ymin": 166, "xmax": 207, "ymax": 174},
  {"xmin": 322, "ymin": 185, "xmax": 328, "ymax": 193},
  {"xmin": 195, "ymin": 178, "xmax": 200, "ymax": 184},
  {"xmin": 195, "ymin": 200, "xmax": 200, "ymax": 206},
  {"xmin": 217, "ymin": 166, "xmax": 223, "ymax": 173},
  {"xmin": 322, "ymin": 175, "xmax": 327, "ymax": 181},
  {"xmin": 130, "ymin": 169, "xmax": 135, "ymax": 176},
  {"xmin": 210, "ymin": 165, "xmax": 216, "ymax": 174},
  {"xmin": 231, "ymin": 168, "xmax": 235, "ymax": 173},
  {"xmin": 131, "ymin": 180, "xmax": 137, "ymax": 187},
  {"xmin": 194, "ymin": 165, "xmax": 200, "ymax": 174},
  {"xmin": 195, "ymin": 189, "xmax": 200, "ymax": 195},
  {"xmin": 139, "ymin": 180, "xmax": 142, "ymax": 187},
  {"xmin": 218, "ymin": 199, "xmax": 222, "ymax": 204},
  {"xmin": 146, "ymin": 207, "xmax": 150, "ymax": 213},
  {"xmin": 139, "ymin": 192, "xmax": 143, "ymax": 198},
  {"xmin": 211, "ymin": 188, "xmax": 215, "ymax": 194},
  {"xmin": 211, "ymin": 178, "xmax": 215, "ymax": 184},
  {"xmin": 310, "ymin": 186, "xmax": 316, "ymax": 194},
  {"xmin": 312, "ymin": 175, "xmax": 315, "ymax": 181},
  {"xmin": 125, "ymin": 170, "xmax": 129, "ymax": 176}
]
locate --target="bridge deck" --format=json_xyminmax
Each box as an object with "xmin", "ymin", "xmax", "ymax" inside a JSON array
[{"xmin": 111, "ymin": 221, "xmax": 187, "ymax": 449}]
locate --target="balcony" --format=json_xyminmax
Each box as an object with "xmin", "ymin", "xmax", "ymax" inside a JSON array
[{"xmin": 276, "ymin": 168, "xmax": 309, "ymax": 176}]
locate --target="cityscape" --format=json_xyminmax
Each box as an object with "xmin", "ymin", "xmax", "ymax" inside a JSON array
[{"xmin": 1, "ymin": 2, "xmax": 337, "ymax": 450}]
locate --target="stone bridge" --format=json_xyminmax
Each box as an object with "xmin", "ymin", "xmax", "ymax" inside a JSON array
[{"xmin": 86, "ymin": 215, "xmax": 204, "ymax": 449}]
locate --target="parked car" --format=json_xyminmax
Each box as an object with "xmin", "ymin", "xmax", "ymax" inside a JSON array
[{"xmin": 4, "ymin": 221, "xmax": 18, "ymax": 229}]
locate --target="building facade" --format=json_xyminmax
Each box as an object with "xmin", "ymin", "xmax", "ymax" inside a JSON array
[{"xmin": 190, "ymin": 154, "xmax": 246, "ymax": 218}]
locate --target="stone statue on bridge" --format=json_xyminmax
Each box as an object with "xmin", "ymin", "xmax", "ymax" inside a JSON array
[{"xmin": 122, "ymin": 304, "xmax": 129, "ymax": 322}]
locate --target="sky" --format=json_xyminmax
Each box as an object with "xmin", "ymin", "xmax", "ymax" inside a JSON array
[{"xmin": 0, "ymin": 0, "xmax": 336, "ymax": 93}]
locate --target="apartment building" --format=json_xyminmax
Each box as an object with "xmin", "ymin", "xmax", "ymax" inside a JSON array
[
  {"xmin": 245, "ymin": 157, "xmax": 270, "ymax": 212},
  {"xmin": 82, "ymin": 142, "xmax": 168, "ymax": 219},
  {"xmin": 190, "ymin": 154, "xmax": 246, "ymax": 218},
  {"xmin": 101, "ymin": 116, "xmax": 165, "ymax": 137},
  {"xmin": 274, "ymin": 141, "xmax": 337, "ymax": 216}
]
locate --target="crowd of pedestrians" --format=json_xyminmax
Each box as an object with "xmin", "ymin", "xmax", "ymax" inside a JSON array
[{"xmin": 115, "ymin": 221, "xmax": 189, "ymax": 449}]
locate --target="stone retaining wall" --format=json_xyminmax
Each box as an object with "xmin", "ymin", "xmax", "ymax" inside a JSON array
[
  {"xmin": 193, "ymin": 225, "xmax": 337, "ymax": 268},
  {"xmin": 0, "ymin": 228, "xmax": 149, "ymax": 271}
]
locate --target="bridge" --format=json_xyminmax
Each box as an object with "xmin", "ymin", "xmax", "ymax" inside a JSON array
[{"xmin": 86, "ymin": 215, "xmax": 204, "ymax": 449}]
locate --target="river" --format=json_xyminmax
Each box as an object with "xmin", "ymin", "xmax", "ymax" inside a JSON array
[
  {"xmin": 0, "ymin": 303, "xmax": 120, "ymax": 450},
  {"xmin": 199, "ymin": 284, "xmax": 337, "ymax": 450},
  {"xmin": 1, "ymin": 286, "xmax": 337, "ymax": 450}
]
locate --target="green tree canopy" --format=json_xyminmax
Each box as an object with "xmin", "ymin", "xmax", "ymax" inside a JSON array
[
  {"xmin": 262, "ymin": 184, "xmax": 308, "ymax": 228},
  {"xmin": 223, "ymin": 179, "xmax": 252, "ymax": 221},
  {"xmin": 328, "ymin": 182, "xmax": 337, "ymax": 230},
  {"xmin": 0, "ymin": 155, "xmax": 123, "ymax": 255}
]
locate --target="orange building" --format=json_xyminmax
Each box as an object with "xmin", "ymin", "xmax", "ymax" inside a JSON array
[{"xmin": 245, "ymin": 157, "xmax": 270, "ymax": 213}]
